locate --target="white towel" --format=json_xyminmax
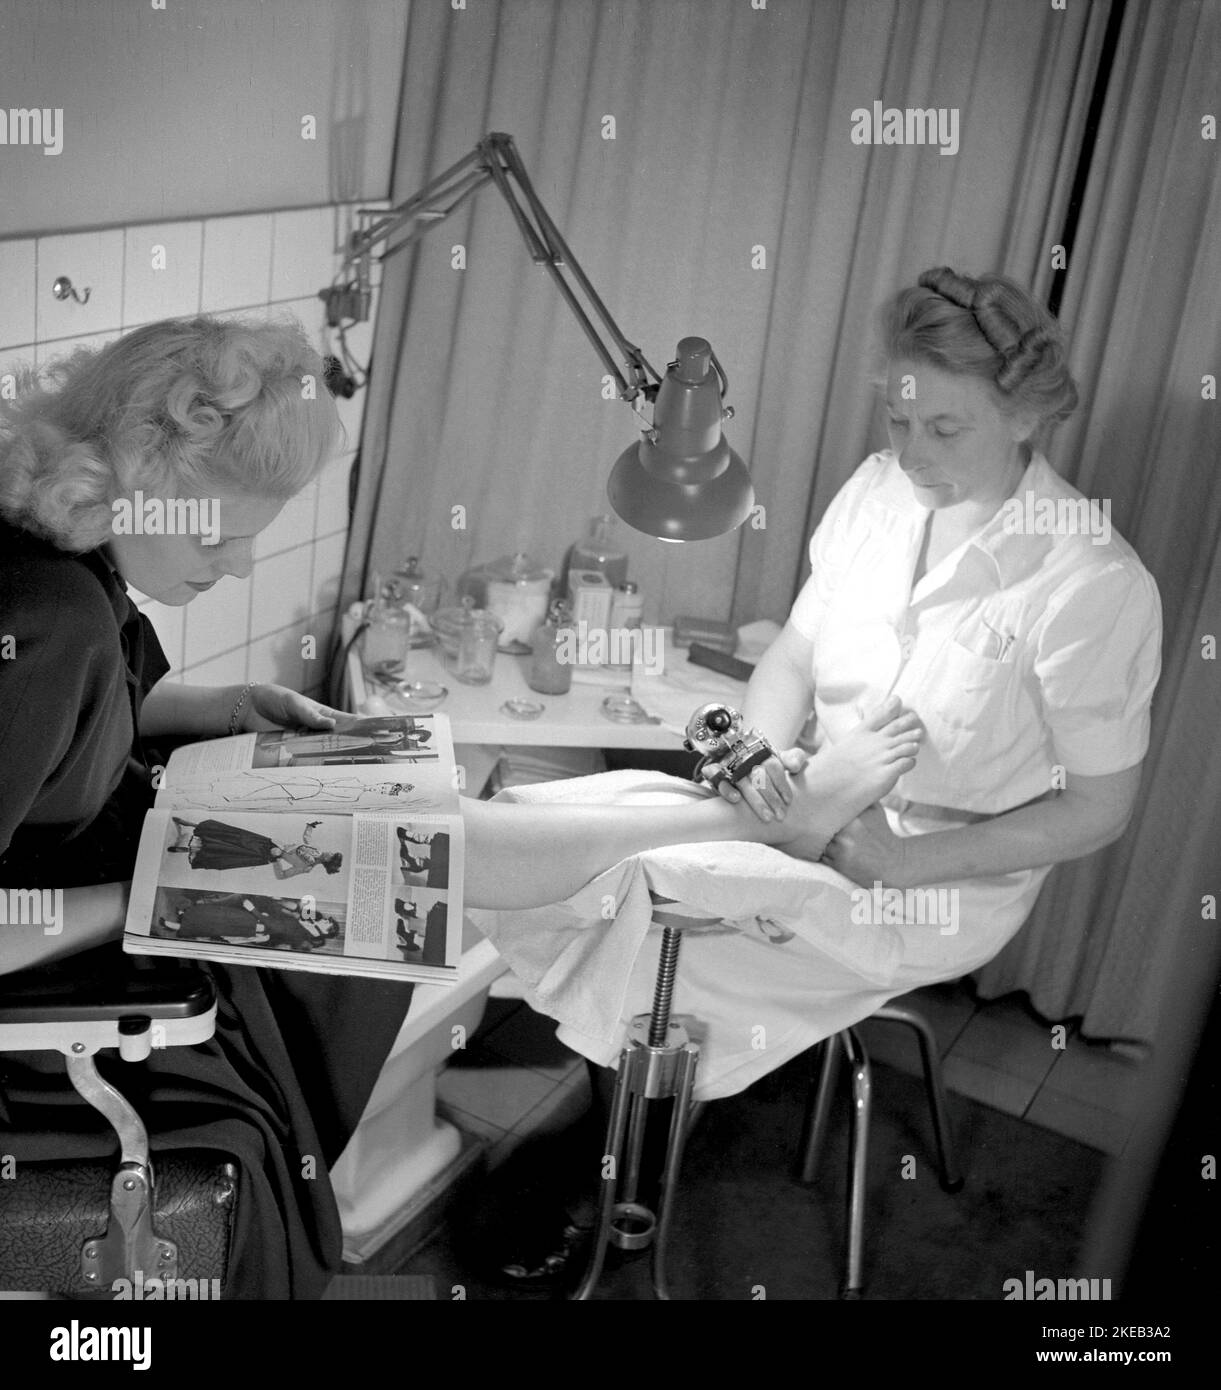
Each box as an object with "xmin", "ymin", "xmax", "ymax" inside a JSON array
[{"xmin": 467, "ymin": 770, "xmax": 929, "ymax": 1100}]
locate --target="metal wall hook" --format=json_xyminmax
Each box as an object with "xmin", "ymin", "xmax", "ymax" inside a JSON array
[{"xmin": 52, "ymin": 275, "xmax": 91, "ymax": 305}]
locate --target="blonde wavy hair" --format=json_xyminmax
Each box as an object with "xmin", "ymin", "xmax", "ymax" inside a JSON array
[{"xmin": 0, "ymin": 315, "xmax": 343, "ymax": 552}]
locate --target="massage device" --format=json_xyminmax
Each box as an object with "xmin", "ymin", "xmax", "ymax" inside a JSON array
[{"xmin": 684, "ymin": 702, "xmax": 774, "ymax": 790}]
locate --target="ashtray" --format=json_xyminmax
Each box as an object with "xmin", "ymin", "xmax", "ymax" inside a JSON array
[
  {"xmin": 500, "ymin": 698, "xmax": 545, "ymax": 720},
  {"xmin": 601, "ymin": 694, "xmax": 661, "ymax": 725},
  {"xmin": 393, "ymin": 680, "xmax": 449, "ymax": 712}
]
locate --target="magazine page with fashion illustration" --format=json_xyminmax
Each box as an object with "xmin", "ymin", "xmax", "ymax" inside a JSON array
[{"xmin": 122, "ymin": 716, "xmax": 464, "ymax": 983}]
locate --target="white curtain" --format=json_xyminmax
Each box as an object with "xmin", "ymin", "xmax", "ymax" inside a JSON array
[
  {"xmin": 342, "ymin": 0, "xmax": 1104, "ymax": 627},
  {"xmin": 972, "ymin": 0, "xmax": 1221, "ymax": 1041},
  {"xmin": 337, "ymin": 0, "xmax": 1220, "ymax": 1041}
]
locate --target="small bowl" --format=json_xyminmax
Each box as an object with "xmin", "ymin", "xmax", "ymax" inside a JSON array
[
  {"xmin": 394, "ymin": 680, "xmax": 449, "ymax": 713},
  {"xmin": 500, "ymin": 698, "xmax": 545, "ymax": 720}
]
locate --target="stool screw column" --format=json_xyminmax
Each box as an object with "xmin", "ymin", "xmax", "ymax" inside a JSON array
[{"xmin": 571, "ymin": 926, "xmax": 699, "ymax": 1301}]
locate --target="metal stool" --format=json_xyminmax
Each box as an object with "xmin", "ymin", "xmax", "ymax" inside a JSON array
[
  {"xmin": 798, "ymin": 1004, "xmax": 964, "ymax": 1299},
  {"xmin": 572, "ymin": 922, "xmax": 701, "ymax": 1301}
]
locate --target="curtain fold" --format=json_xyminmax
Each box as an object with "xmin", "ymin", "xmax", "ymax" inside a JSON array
[
  {"xmin": 972, "ymin": 0, "xmax": 1221, "ymax": 1041},
  {"xmin": 338, "ymin": 0, "xmax": 1212, "ymax": 1042}
]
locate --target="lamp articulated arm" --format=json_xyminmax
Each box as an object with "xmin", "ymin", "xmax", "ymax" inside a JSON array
[
  {"xmin": 322, "ymin": 132, "xmax": 662, "ymax": 405},
  {"xmin": 320, "ymin": 132, "xmax": 754, "ymax": 541}
]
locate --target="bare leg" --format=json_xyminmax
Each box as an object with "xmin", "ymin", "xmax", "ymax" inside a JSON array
[{"xmin": 461, "ymin": 701, "xmax": 920, "ymax": 909}]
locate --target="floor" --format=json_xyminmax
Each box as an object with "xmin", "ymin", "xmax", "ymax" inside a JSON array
[{"xmin": 438, "ymin": 978, "xmax": 1147, "ymax": 1174}]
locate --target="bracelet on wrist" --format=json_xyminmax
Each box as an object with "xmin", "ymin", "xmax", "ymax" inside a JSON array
[{"xmin": 227, "ymin": 682, "xmax": 258, "ymax": 735}]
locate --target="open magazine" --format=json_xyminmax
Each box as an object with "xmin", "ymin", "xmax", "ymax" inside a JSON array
[{"xmin": 122, "ymin": 713, "xmax": 464, "ymax": 985}]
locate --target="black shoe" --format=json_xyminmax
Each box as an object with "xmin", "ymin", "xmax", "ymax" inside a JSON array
[{"xmin": 497, "ymin": 1217, "xmax": 594, "ymax": 1291}]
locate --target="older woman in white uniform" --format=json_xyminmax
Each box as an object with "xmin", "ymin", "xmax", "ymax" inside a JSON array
[
  {"xmin": 732, "ymin": 266, "xmax": 1161, "ymax": 976},
  {"xmin": 473, "ymin": 266, "xmax": 1161, "ymax": 1103}
]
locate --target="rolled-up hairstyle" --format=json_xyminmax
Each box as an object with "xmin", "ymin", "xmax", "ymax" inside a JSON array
[{"xmin": 880, "ymin": 267, "xmax": 1078, "ymax": 432}]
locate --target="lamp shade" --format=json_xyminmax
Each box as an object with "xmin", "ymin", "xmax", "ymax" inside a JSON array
[{"xmin": 607, "ymin": 337, "xmax": 754, "ymax": 542}]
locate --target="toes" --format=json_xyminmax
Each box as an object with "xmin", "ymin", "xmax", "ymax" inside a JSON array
[
  {"xmin": 887, "ymin": 711, "xmax": 924, "ymax": 737},
  {"xmin": 888, "ymin": 739, "xmax": 922, "ymax": 760},
  {"xmin": 861, "ymin": 696, "xmax": 902, "ymax": 730}
]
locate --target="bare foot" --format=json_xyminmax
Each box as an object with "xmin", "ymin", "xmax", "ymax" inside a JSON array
[{"xmin": 772, "ymin": 698, "xmax": 921, "ymax": 860}]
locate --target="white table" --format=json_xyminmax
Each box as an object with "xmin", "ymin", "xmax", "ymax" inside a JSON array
[{"xmin": 342, "ymin": 608, "xmax": 753, "ymax": 788}]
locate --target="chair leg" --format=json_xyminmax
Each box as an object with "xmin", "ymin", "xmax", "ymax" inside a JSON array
[
  {"xmin": 874, "ymin": 1004, "xmax": 964, "ymax": 1193},
  {"xmin": 798, "ymin": 1033, "xmax": 843, "ymax": 1183},
  {"xmin": 840, "ymin": 1027, "xmax": 871, "ymax": 1299}
]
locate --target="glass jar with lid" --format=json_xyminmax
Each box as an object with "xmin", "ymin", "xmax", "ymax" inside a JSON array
[
  {"xmin": 568, "ymin": 515, "xmax": 628, "ymax": 590},
  {"xmin": 482, "ymin": 552, "xmax": 555, "ymax": 651},
  {"xmin": 432, "ymin": 597, "xmax": 504, "ymax": 685},
  {"xmin": 386, "ymin": 555, "xmax": 442, "ymax": 616}
]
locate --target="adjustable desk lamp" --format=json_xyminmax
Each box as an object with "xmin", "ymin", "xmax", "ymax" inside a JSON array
[
  {"xmin": 321, "ymin": 133, "xmax": 758, "ymax": 1296},
  {"xmin": 320, "ymin": 131, "xmax": 754, "ymax": 541}
]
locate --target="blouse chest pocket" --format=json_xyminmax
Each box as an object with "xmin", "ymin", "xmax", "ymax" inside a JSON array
[{"xmin": 919, "ymin": 605, "xmax": 1029, "ymax": 730}]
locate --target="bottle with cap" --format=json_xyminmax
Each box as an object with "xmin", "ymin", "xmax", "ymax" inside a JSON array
[{"xmin": 528, "ymin": 599, "xmax": 574, "ymax": 695}]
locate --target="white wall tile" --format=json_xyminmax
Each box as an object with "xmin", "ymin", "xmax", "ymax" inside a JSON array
[
  {"xmin": 35, "ymin": 329, "xmax": 121, "ymax": 369},
  {"xmin": 268, "ymin": 293, "xmax": 330, "ymax": 347},
  {"xmin": 182, "ymin": 645, "xmax": 249, "ymax": 687},
  {"xmin": 245, "ymin": 619, "xmax": 313, "ymax": 691},
  {"xmin": 314, "ymin": 454, "xmax": 353, "ymax": 539},
  {"xmin": 122, "ymin": 222, "xmax": 203, "ymax": 327},
  {"xmin": 310, "ymin": 531, "xmax": 348, "ymax": 617},
  {"xmin": 299, "ymin": 615, "xmax": 333, "ymax": 694},
  {"xmin": 182, "ymin": 577, "xmax": 252, "ymax": 667},
  {"xmin": 253, "ymin": 482, "xmax": 318, "ymax": 561},
  {"xmin": 200, "ymin": 213, "xmax": 273, "ymax": 313},
  {"xmin": 0, "ymin": 344, "xmax": 35, "ymax": 389},
  {"xmin": 0, "ymin": 239, "xmax": 37, "ymax": 346},
  {"xmin": 250, "ymin": 543, "xmax": 314, "ymax": 639},
  {"xmin": 271, "ymin": 206, "xmax": 341, "ymax": 303},
  {"xmin": 331, "ymin": 290, "xmax": 376, "ymax": 447},
  {"xmin": 36, "ymin": 229, "xmax": 124, "ymax": 340}
]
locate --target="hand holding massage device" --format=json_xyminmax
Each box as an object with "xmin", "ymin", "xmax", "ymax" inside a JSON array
[{"xmin": 683, "ymin": 702, "xmax": 774, "ymax": 790}]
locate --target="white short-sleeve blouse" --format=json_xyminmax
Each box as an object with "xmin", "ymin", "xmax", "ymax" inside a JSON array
[{"xmin": 789, "ymin": 451, "xmax": 1162, "ymax": 816}]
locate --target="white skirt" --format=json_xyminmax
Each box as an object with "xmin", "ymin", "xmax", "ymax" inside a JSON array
[{"xmin": 467, "ymin": 770, "xmax": 1048, "ymax": 1100}]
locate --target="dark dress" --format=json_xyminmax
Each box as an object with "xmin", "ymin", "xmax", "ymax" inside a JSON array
[
  {"xmin": 171, "ymin": 892, "xmax": 268, "ymax": 940},
  {"xmin": 0, "ymin": 517, "xmax": 414, "ymax": 1298},
  {"xmin": 189, "ymin": 819, "xmax": 280, "ymax": 870},
  {"xmin": 173, "ymin": 894, "xmax": 327, "ymax": 952}
]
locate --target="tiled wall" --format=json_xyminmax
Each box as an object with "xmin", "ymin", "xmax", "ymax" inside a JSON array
[{"xmin": 0, "ymin": 204, "xmax": 386, "ymax": 699}]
